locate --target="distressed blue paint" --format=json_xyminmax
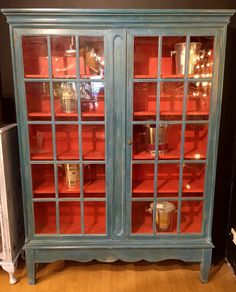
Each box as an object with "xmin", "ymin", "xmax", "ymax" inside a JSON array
[{"xmin": 2, "ymin": 9, "xmax": 234, "ymax": 284}]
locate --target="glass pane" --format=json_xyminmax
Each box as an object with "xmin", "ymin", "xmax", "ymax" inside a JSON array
[
  {"xmin": 132, "ymin": 201, "xmax": 153, "ymax": 234},
  {"xmin": 79, "ymin": 36, "xmax": 104, "ymax": 79},
  {"xmin": 53, "ymin": 82, "xmax": 78, "ymax": 121},
  {"xmin": 51, "ymin": 36, "xmax": 76, "ymax": 78},
  {"xmin": 189, "ymin": 36, "xmax": 214, "ymax": 78},
  {"xmin": 159, "ymin": 124, "xmax": 181, "ymax": 160},
  {"xmin": 59, "ymin": 202, "xmax": 81, "ymax": 234},
  {"xmin": 83, "ymin": 164, "xmax": 106, "ymax": 198},
  {"xmin": 132, "ymin": 164, "xmax": 154, "ymax": 198},
  {"xmin": 31, "ymin": 164, "xmax": 55, "ymax": 198},
  {"xmin": 180, "ymin": 201, "xmax": 203, "ymax": 233},
  {"xmin": 134, "ymin": 37, "xmax": 158, "ymax": 78},
  {"xmin": 153, "ymin": 201, "xmax": 178, "ymax": 233},
  {"xmin": 184, "ymin": 124, "xmax": 208, "ymax": 160},
  {"xmin": 182, "ymin": 164, "xmax": 205, "ymax": 196},
  {"xmin": 56, "ymin": 125, "xmax": 79, "ymax": 160},
  {"xmin": 186, "ymin": 82, "xmax": 211, "ymax": 120},
  {"xmin": 157, "ymin": 164, "xmax": 179, "ymax": 198},
  {"xmin": 133, "ymin": 82, "xmax": 156, "ymax": 121},
  {"xmin": 160, "ymin": 82, "xmax": 184, "ymax": 120},
  {"xmin": 84, "ymin": 201, "xmax": 106, "ymax": 234},
  {"xmin": 58, "ymin": 164, "xmax": 80, "ymax": 198},
  {"xmin": 187, "ymin": 81, "xmax": 211, "ymax": 120},
  {"xmin": 29, "ymin": 125, "xmax": 53, "ymax": 160},
  {"xmin": 80, "ymin": 81, "xmax": 105, "ymax": 121},
  {"xmin": 133, "ymin": 125, "xmax": 153, "ymax": 160},
  {"xmin": 82, "ymin": 125, "xmax": 105, "ymax": 160},
  {"xmin": 34, "ymin": 202, "xmax": 56, "ymax": 234},
  {"xmin": 22, "ymin": 36, "xmax": 49, "ymax": 78},
  {"xmin": 161, "ymin": 36, "xmax": 186, "ymax": 78},
  {"xmin": 25, "ymin": 82, "xmax": 51, "ymax": 120}
]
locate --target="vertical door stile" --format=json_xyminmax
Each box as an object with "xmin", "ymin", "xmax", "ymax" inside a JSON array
[{"xmin": 112, "ymin": 29, "xmax": 127, "ymax": 240}]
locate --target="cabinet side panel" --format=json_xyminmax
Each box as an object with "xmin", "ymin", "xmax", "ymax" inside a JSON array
[{"xmin": 1, "ymin": 127, "xmax": 24, "ymax": 260}]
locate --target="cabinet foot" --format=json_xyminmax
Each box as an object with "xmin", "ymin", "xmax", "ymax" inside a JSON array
[
  {"xmin": 200, "ymin": 249, "xmax": 212, "ymax": 283},
  {"xmin": 25, "ymin": 249, "xmax": 36, "ymax": 285},
  {"xmin": 2, "ymin": 263, "xmax": 17, "ymax": 284}
]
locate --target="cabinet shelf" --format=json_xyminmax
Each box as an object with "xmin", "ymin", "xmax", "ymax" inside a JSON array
[
  {"xmin": 84, "ymin": 180, "xmax": 105, "ymax": 193},
  {"xmin": 33, "ymin": 179, "xmax": 105, "ymax": 194},
  {"xmin": 133, "ymin": 179, "xmax": 204, "ymax": 194}
]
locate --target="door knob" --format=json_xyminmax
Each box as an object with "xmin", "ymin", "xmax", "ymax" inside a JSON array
[{"xmin": 128, "ymin": 140, "xmax": 132, "ymax": 145}]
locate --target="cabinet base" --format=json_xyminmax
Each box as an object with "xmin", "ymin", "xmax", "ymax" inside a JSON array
[{"xmin": 25, "ymin": 244, "xmax": 213, "ymax": 284}]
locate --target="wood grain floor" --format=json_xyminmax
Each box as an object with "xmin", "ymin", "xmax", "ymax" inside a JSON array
[{"xmin": 0, "ymin": 259, "xmax": 235, "ymax": 291}]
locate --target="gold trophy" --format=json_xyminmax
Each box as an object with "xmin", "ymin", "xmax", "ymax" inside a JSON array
[{"xmin": 64, "ymin": 164, "xmax": 80, "ymax": 189}]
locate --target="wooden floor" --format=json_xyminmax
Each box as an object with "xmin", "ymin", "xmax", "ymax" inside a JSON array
[{"xmin": 0, "ymin": 259, "xmax": 236, "ymax": 291}]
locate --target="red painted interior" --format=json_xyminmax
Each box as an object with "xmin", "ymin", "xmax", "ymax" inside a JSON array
[
  {"xmin": 34, "ymin": 201, "xmax": 106, "ymax": 235},
  {"xmin": 132, "ymin": 200, "xmax": 203, "ymax": 234},
  {"xmin": 24, "ymin": 35, "xmax": 213, "ymax": 235},
  {"xmin": 56, "ymin": 125, "xmax": 79, "ymax": 160},
  {"xmin": 134, "ymin": 37, "xmax": 158, "ymax": 78},
  {"xmin": 82, "ymin": 125, "xmax": 105, "ymax": 160}
]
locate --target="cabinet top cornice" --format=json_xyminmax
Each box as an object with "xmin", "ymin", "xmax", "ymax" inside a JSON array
[{"xmin": 1, "ymin": 9, "xmax": 235, "ymax": 27}]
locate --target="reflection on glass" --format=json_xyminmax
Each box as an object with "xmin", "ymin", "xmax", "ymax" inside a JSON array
[
  {"xmin": 161, "ymin": 36, "xmax": 186, "ymax": 78},
  {"xmin": 84, "ymin": 202, "xmax": 106, "ymax": 234},
  {"xmin": 51, "ymin": 36, "xmax": 76, "ymax": 78},
  {"xmin": 180, "ymin": 201, "xmax": 203, "ymax": 233},
  {"xmin": 31, "ymin": 164, "xmax": 55, "ymax": 198},
  {"xmin": 83, "ymin": 164, "xmax": 106, "ymax": 198},
  {"xmin": 79, "ymin": 36, "xmax": 104, "ymax": 78},
  {"xmin": 34, "ymin": 202, "xmax": 56, "ymax": 234},
  {"xmin": 133, "ymin": 82, "xmax": 156, "ymax": 120},
  {"xmin": 132, "ymin": 164, "xmax": 154, "ymax": 197},
  {"xmin": 184, "ymin": 124, "xmax": 208, "ymax": 159},
  {"xmin": 160, "ymin": 82, "xmax": 184, "ymax": 120},
  {"xmin": 54, "ymin": 82, "xmax": 78, "ymax": 120},
  {"xmin": 29, "ymin": 125, "xmax": 53, "ymax": 160},
  {"xmin": 80, "ymin": 81, "xmax": 105, "ymax": 120},
  {"xmin": 82, "ymin": 125, "xmax": 105, "ymax": 160},
  {"xmin": 134, "ymin": 37, "xmax": 158, "ymax": 78},
  {"xmin": 182, "ymin": 164, "xmax": 205, "ymax": 195},
  {"xmin": 56, "ymin": 125, "xmax": 79, "ymax": 160},
  {"xmin": 25, "ymin": 82, "xmax": 51, "ymax": 120},
  {"xmin": 22, "ymin": 36, "xmax": 49, "ymax": 78},
  {"xmin": 190, "ymin": 36, "xmax": 214, "ymax": 78},
  {"xmin": 157, "ymin": 164, "xmax": 179, "ymax": 197},
  {"xmin": 132, "ymin": 201, "xmax": 153, "ymax": 234},
  {"xmin": 187, "ymin": 81, "xmax": 211, "ymax": 119},
  {"xmin": 59, "ymin": 202, "xmax": 81, "ymax": 234}
]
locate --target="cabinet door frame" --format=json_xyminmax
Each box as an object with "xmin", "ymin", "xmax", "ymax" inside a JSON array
[
  {"xmin": 125, "ymin": 27, "xmax": 226, "ymax": 240},
  {"xmin": 13, "ymin": 28, "xmax": 114, "ymax": 241}
]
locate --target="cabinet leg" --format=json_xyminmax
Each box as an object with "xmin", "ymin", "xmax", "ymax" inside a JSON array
[
  {"xmin": 200, "ymin": 249, "xmax": 212, "ymax": 283},
  {"xmin": 2, "ymin": 263, "xmax": 17, "ymax": 284},
  {"xmin": 25, "ymin": 249, "xmax": 36, "ymax": 285}
]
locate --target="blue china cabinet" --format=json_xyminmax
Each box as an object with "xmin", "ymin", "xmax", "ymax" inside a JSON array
[{"xmin": 1, "ymin": 9, "xmax": 234, "ymax": 284}]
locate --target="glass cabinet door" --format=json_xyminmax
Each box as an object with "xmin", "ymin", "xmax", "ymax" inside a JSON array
[
  {"xmin": 129, "ymin": 34, "xmax": 214, "ymax": 236},
  {"xmin": 22, "ymin": 34, "xmax": 108, "ymax": 236}
]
